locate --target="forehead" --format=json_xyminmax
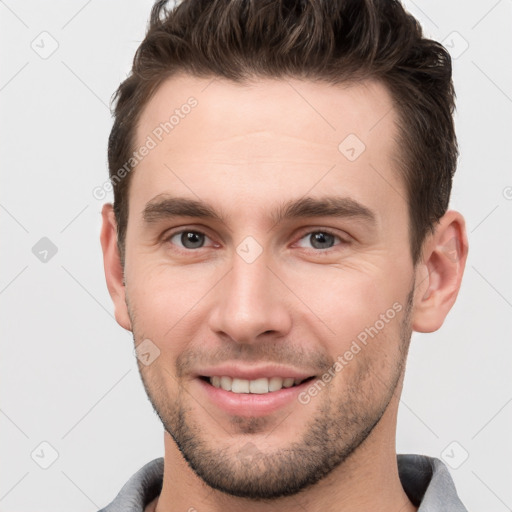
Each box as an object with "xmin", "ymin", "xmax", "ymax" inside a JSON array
[
  {"xmin": 135, "ymin": 73, "xmax": 398, "ymax": 149},
  {"xmin": 129, "ymin": 73, "xmax": 404, "ymax": 224}
]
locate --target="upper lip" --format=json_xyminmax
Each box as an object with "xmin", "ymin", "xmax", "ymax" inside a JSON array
[{"xmin": 196, "ymin": 364, "xmax": 316, "ymax": 381}]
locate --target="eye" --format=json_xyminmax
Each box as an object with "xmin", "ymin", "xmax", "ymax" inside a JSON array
[
  {"xmin": 166, "ymin": 230, "xmax": 214, "ymax": 250},
  {"xmin": 295, "ymin": 230, "xmax": 344, "ymax": 250}
]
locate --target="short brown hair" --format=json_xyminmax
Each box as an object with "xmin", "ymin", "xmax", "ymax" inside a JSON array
[{"xmin": 108, "ymin": 0, "xmax": 457, "ymax": 266}]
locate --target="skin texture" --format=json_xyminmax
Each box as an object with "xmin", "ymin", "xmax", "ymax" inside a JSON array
[{"xmin": 101, "ymin": 74, "xmax": 468, "ymax": 512}]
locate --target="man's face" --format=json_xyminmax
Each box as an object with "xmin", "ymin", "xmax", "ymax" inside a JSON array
[{"xmin": 122, "ymin": 74, "xmax": 417, "ymax": 498}]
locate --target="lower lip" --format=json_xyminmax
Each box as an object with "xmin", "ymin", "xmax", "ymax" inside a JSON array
[{"xmin": 195, "ymin": 377, "xmax": 314, "ymax": 417}]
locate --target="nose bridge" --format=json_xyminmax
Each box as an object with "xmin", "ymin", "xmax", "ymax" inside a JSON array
[
  {"xmin": 208, "ymin": 249, "xmax": 291, "ymax": 343},
  {"xmin": 231, "ymin": 253, "xmax": 271, "ymax": 310}
]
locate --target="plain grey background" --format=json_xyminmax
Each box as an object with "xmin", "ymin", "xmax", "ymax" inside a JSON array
[{"xmin": 1, "ymin": 1, "xmax": 511, "ymax": 510}]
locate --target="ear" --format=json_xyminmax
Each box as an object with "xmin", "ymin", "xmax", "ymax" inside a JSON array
[
  {"xmin": 412, "ymin": 210, "xmax": 468, "ymax": 333},
  {"xmin": 100, "ymin": 203, "xmax": 132, "ymax": 331}
]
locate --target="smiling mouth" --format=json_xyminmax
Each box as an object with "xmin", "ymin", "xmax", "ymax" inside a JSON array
[{"xmin": 199, "ymin": 375, "xmax": 316, "ymax": 394}]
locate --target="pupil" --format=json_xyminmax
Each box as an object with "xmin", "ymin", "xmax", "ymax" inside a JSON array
[
  {"xmin": 182, "ymin": 231, "xmax": 204, "ymax": 249},
  {"xmin": 311, "ymin": 232, "xmax": 334, "ymax": 249}
]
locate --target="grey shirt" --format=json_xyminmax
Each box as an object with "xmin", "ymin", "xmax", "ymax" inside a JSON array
[{"xmin": 97, "ymin": 454, "xmax": 468, "ymax": 511}]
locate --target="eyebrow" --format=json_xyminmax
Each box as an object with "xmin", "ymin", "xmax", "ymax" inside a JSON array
[
  {"xmin": 272, "ymin": 196, "xmax": 376, "ymax": 226},
  {"xmin": 143, "ymin": 195, "xmax": 226, "ymax": 224},
  {"xmin": 142, "ymin": 194, "xmax": 377, "ymax": 227}
]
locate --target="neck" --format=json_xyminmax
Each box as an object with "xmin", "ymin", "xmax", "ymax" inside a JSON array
[{"xmin": 152, "ymin": 393, "xmax": 417, "ymax": 512}]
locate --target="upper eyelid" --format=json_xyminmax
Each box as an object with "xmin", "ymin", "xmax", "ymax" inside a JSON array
[
  {"xmin": 295, "ymin": 227, "xmax": 345, "ymax": 238},
  {"xmin": 162, "ymin": 225, "xmax": 215, "ymax": 240},
  {"xmin": 293, "ymin": 226, "xmax": 351, "ymax": 242}
]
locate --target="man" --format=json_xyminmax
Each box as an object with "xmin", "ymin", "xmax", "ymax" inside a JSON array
[{"xmin": 99, "ymin": 0, "xmax": 469, "ymax": 510}]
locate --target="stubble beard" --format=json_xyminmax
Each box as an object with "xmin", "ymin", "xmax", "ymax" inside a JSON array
[{"xmin": 129, "ymin": 288, "xmax": 414, "ymax": 500}]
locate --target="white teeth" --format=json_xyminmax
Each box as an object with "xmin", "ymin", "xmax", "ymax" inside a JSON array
[
  {"xmin": 231, "ymin": 378, "xmax": 250, "ymax": 393},
  {"xmin": 283, "ymin": 377, "xmax": 295, "ymax": 388},
  {"xmin": 220, "ymin": 376, "xmax": 232, "ymax": 391},
  {"xmin": 268, "ymin": 377, "xmax": 284, "ymax": 392},
  {"xmin": 249, "ymin": 378, "xmax": 269, "ymax": 394},
  {"xmin": 208, "ymin": 376, "xmax": 308, "ymax": 394}
]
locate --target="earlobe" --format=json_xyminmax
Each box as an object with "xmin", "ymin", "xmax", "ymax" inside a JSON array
[
  {"xmin": 100, "ymin": 203, "xmax": 132, "ymax": 331},
  {"xmin": 412, "ymin": 210, "xmax": 468, "ymax": 333}
]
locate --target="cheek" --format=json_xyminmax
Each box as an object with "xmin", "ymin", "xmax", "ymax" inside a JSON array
[
  {"xmin": 127, "ymin": 262, "xmax": 212, "ymax": 341},
  {"xmin": 284, "ymin": 262, "xmax": 401, "ymax": 334},
  {"xmin": 281, "ymin": 261, "xmax": 410, "ymax": 386}
]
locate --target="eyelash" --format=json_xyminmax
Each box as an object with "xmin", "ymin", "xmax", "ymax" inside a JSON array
[{"xmin": 162, "ymin": 227, "xmax": 349, "ymax": 253}]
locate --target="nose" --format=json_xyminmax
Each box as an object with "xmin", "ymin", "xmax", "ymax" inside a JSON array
[{"xmin": 207, "ymin": 252, "xmax": 293, "ymax": 344}]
